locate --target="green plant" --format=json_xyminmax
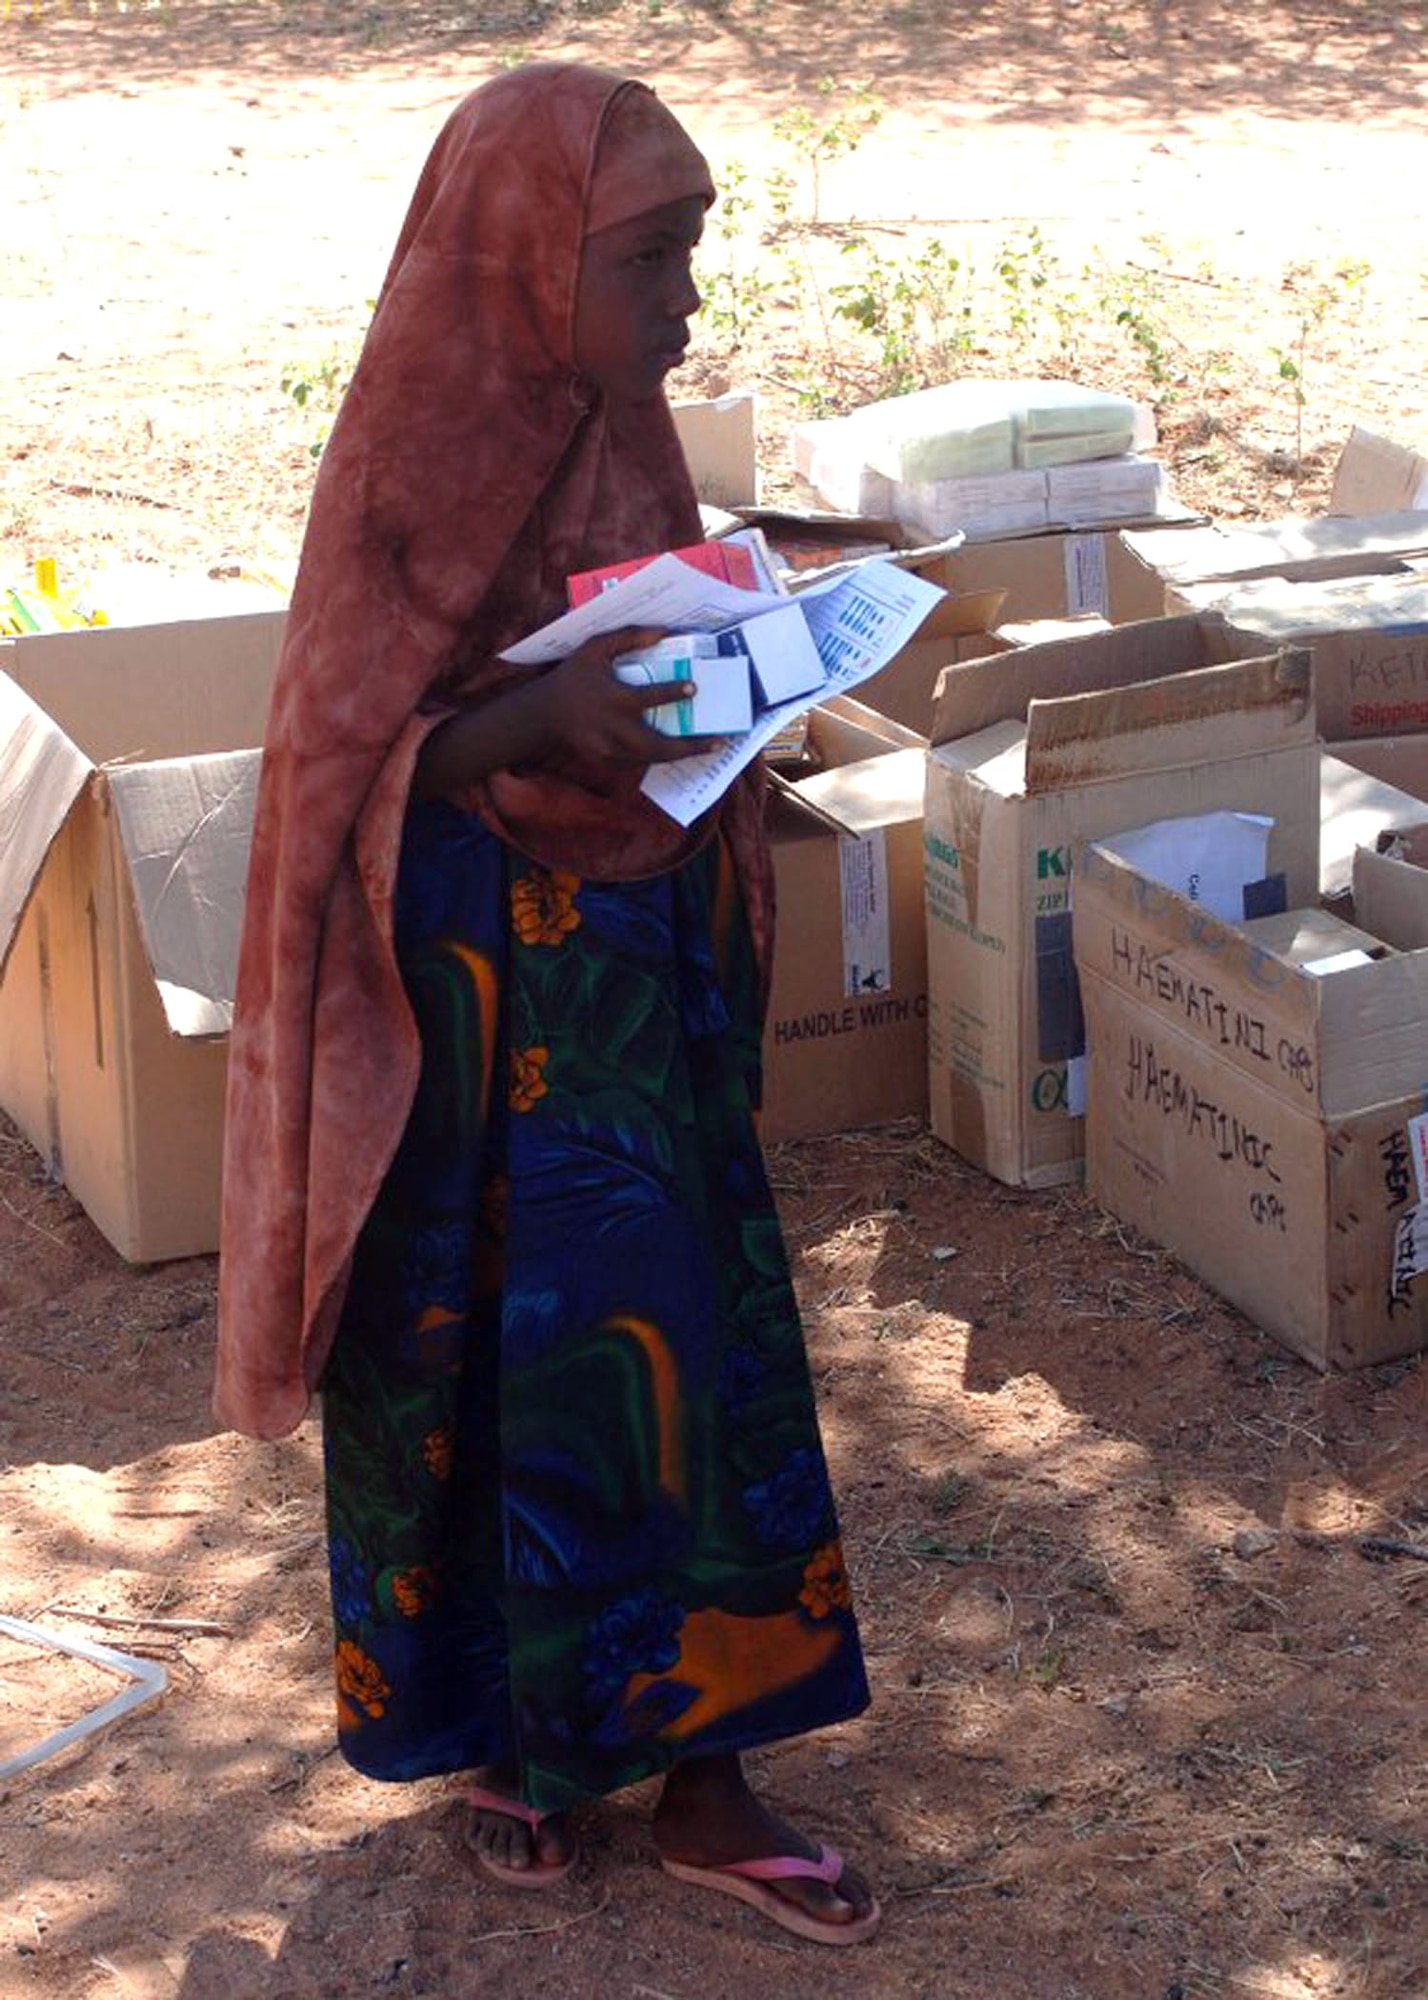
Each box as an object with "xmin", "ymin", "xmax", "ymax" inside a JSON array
[
  {"xmin": 831, "ymin": 234, "xmax": 976, "ymax": 396},
  {"xmin": 772, "ymin": 78, "xmax": 882, "ymax": 230},
  {"xmin": 1098, "ymin": 266, "xmax": 1176, "ymax": 391},
  {"xmin": 697, "ymin": 158, "xmax": 776, "ymax": 351},
  {"xmin": 991, "ymin": 226, "xmax": 1059, "ymax": 340},
  {"xmin": 1272, "ymin": 258, "xmax": 1371, "ymax": 477},
  {"xmin": 279, "ymin": 348, "xmax": 357, "ymax": 460}
]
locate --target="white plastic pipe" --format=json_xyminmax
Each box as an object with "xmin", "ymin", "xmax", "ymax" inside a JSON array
[{"xmin": 0, "ymin": 1614, "xmax": 169, "ymax": 1779}]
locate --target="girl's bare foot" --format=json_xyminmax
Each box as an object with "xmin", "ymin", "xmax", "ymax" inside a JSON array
[
  {"xmin": 464, "ymin": 1763, "xmax": 576, "ymax": 1881},
  {"xmin": 652, "ymin": 1752, "xmax": 878, "ymax": 1939}
]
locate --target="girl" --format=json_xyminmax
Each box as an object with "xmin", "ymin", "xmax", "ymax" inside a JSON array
[{"xmin": 215, "ymin": 62, "xmax": 878, "ymax": 1948}]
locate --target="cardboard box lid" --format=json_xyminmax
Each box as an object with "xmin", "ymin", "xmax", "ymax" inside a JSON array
[
  {"xmin": 786, "ymin": 745, "xmax": 926, "ymax": 838},
  {"xmin": 1172, "ymin": 572, "xmax": 1428, "ymax": 635},
  {"xmin": 1329, "ymin": 426, "xmax": 1428, "ymax": 517},
  {"xmin": 771, "ymin": 696, "xmax": 927, "ymax": 839},
  {"xmin": 927, "ymin": 612, "xmax": 1311, "ymax": 785},
  {"xmin": 1024, "ymin": 649, "xmax": 1312, "ymax": 792},
  {"xmin": 1121, "ymin": 511, "xmax": 1428, "ymax": 592},
  {"xmin": 1238, "ymin": 906, "xmax": 1389, "ymax": 965},
  {"xmin": 931, "ymin": 650, "xmax": 1311, "ymax": 800},
  {"xmin": 104, "ymin": 752, "xmax": 261, "ymax": 1038},
  {"xmin": 0, "ymin": 667, "xmax": 92, "ymax": 974},
  {"xmin": 929, "ymin": 612, "xmax": 1237, "ymax": 745}
]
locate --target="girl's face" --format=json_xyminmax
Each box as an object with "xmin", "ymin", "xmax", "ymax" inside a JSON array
[{"xmin": 573, "ymin": 194, "xmax": 706, "ymax": 405}]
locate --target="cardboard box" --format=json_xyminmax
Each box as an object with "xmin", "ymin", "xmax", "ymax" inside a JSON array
[
  {"xmin": 0, "ymin": 613, "xmax": 284, "ymax": 1260},
  {"xmin": 934, "ymin": 523, "xmax": 1196, "ymax": 626},
  {"xmin": 1074, "ymin": 841, "xmax": 1428, "ymax": 1370},
  {"xmin": 1168, "ymin": 578, "xmax": 1428, "ymax": 743},
  {"xmin": 671, "ymin": 393, "xmax": 758, "ymax": 509},
  {"xmin": 760, "ymin": 698, "xmax": 929, "ymax": 1141},
  {"xmin": 923, "ymin": 616, "xmax": 1321, "ymax": 1188},
  {"xmin": 1119, "ymin": 509, "xmax": 1428, "ymax": 623}
]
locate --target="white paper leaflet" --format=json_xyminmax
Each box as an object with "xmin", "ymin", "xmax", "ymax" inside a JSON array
[
  {"xmin": 1099, "ymin": 811, "xmax": 1273, "ymax": 922},
  {"xmin": 640, "ymin": 562, "xmax": 944, "ymax": 826},
  {"xmin": 1408, "ymin": 1110, "xmax": 1428, "ymax": 1206},
  {"xmin": 499, "ymin": 551, "xmax": 789, "ymax": 667},
  {"xmin": 838, "ymin": 831, "xmax": 891, "ymax": 998}
]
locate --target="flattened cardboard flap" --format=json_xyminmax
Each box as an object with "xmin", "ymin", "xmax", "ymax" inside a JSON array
[
  {"xmin": 789, "ymin": 746, "xmax": 927, "ymax": 839},
  {"xmin": 105, "ymin": 751, "xmax": 261, "ymax": 1038},
  {"xmin": 1023, "ymin": 648, "xmax": 1313, "ymax": 793},
  {"xmin": 1354, "ymin": 836, "xmax": 1428, "ymax": 949},
  {"xmin": 1122, "ymin": 512, "xmax": 1428, "ymax": 592},
  {"xmin": 0, "ymin": 661, "xmax": 92, "ymax": 974},
  {"xmin": 1330, "ymin": 426, "xmax": 1428, "ymax": 517},
  {"xmin": 930, "ymin": 611, "xmax": 1246, "ymax": 748}
]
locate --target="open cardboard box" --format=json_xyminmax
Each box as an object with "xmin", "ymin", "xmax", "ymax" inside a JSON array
[
  {"xmin": 671, "ymin": 391, "xmax": 759, "ymax": 510},
  {"xmin": 1074, "ymin": 839, "xmax": 1428, "ymax": 1371},
  {"xmin": 922, "ymin": 614, "xmax": 1322, "ymax": 1189},
  {"xmin": 0, "ymin": 613, "xmax": 284, "ymax": 1260},
  {"xmin": 760, "ymin": 696, "xmax": 931, "ymax": 1141}
]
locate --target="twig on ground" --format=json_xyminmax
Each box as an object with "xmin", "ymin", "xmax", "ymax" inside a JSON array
[
  {"xmin": 1127, "ymin": 260, "xmax": 1223, "ymax": 289},
  {"xmin": 0, "ymin": 1189, "xmax": 70, "ymax": 1250},
  {"xmin": 49, "ymin": 479, "xmax": 176, "ymax": 511},
  {"xmin": 467, "ymin": 1889, "xmax": 610, "ymax": 1946},
  {"xmin": 47, "ymin": 1608, "xmax": 236, "ymax": 1637}
]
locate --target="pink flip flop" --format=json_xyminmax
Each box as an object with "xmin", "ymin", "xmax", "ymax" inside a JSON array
[
  {"xmin": 659, "ymin": 1841, "xmax": 882, "ymax": 1946},
  {"xmin": 464, "ymin": 1783, "xmax": 579, "ymax": 1890}
]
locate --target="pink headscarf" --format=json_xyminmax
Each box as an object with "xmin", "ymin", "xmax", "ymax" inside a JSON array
[{"xmin": 214, "ymin": 65, "xmax": 772, "ymax": 1440}]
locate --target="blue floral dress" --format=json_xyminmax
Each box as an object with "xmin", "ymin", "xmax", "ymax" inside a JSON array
[{"xmin": 320, "ymin": 800, "xmax": 869, "ymax": 1810}]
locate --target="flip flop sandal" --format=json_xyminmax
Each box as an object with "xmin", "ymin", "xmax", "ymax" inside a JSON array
[
  {"xmin": 659, "ymin": 1841, "xmax": 882, "ymax": 1946},
  {"xmin": 464, "ymin": 1783, "xmax": 579, "ymax": 1890}
]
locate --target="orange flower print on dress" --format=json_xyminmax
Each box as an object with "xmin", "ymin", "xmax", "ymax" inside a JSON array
[
  {"xmin": 392, "ymin": 1565, "xmax": 438, "ymax": 1617},
  {"xmin": 509, "ymin": 1044, "xmax": 550, "ymax": 1113},
  {"xmin": 799, "ymin": 1541, "xmax": 853, "ymax": 1620},
  {"xmin": 335, "ymin": 1640, "xmax": 390, "ymax": 1727},
  {"xmin": 512, "ymin": 869, "xmax": 582, "ymax": 947},
  {"xmin": 422, "ymin": 1425, "xmax": 455, "ymax": 1480}
]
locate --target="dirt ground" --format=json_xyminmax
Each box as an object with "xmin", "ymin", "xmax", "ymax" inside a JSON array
[{"xmin": 3, "ymin": 5, "xmax": 1428, "ymax": 1998}]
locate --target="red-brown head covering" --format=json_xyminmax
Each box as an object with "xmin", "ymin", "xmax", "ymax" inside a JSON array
[{"xmin": 215, "ymin": 64, "xmax": 770, "ymax": 1440}]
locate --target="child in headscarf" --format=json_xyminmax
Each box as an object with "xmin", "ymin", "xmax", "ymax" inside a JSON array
[{"xmin": 215, "ymin": 62, "xmax": 878, "ymax": 1947}]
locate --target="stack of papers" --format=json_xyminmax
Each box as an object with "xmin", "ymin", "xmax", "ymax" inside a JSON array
[{"xmin": 502, "ymin": 553, "xmax": 943, "ymax": 825}]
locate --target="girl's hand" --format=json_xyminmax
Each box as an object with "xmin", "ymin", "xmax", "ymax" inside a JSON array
[
  {"xmin": 534, "ymin": 627, "xmax": 716, "ymax": 767},
  {"xmin": 413, "ymin": 627, "xmax": 717, "ymax": 801}
]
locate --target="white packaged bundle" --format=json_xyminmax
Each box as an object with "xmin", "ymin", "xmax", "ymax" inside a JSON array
[
  {"xmin": 1044, "ymin": 454, "xmax": 1168, "ymax": 527},
  {"xmin": 797, "ymin": 378, "xmax": 1155, "ymax": 493},
  {"xmin": 894, "ymin": 467, "xmax": 1049, "ymax": 542},
  {"xmin": 791, "ymin": 417, "xmax": 895, "ymax": 517}
]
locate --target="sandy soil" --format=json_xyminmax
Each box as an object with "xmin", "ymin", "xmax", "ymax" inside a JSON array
[{"xmin": 2, "ymin": 6, "xmax": 1428, "ymax": 1999}]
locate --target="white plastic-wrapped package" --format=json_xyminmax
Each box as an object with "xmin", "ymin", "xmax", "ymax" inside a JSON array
[
  {"xmin": 796, "ymin": 378, "xmax": 1155, "ymax": 491},
  {"xmin": 861, "ymin": 378, "xmax": 1154, "ymax": 481}
]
